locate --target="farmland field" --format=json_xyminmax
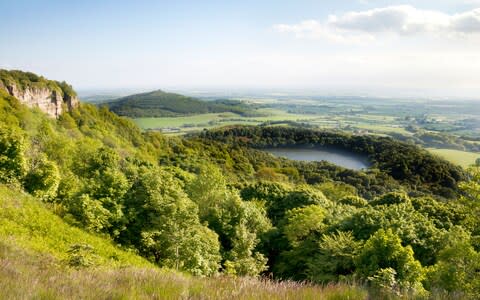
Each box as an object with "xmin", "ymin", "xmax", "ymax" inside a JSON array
[
  {"xmin": 428, "ymin": 148, "xmax": 480, "ymax": 168},
  {"xmin": 134, "ymin": 109, "xmax": 322, "ymax": 133}
]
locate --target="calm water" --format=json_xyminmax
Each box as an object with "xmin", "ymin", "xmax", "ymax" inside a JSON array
[{"xmin": 264, "ymin": 147, "xmax": 370, "ymax": 170}]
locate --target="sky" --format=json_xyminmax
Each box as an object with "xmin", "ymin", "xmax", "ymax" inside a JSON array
[{"xmin": 1, "ymin": 0, "xmax": 480, "ymax": 98}]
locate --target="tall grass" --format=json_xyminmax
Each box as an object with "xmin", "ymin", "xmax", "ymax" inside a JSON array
[{"xmin": 0, "ymin": 242, "xmax": 368, "ymax": 299}]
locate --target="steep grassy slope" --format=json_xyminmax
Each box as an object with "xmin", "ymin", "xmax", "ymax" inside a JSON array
[
  {"xmin": 107, "ymin": 89, "xmax": 259, "ymax": 117},
  {"xmin": 0, "ymin": 184, "xmax": 150, "ymax": 267}
]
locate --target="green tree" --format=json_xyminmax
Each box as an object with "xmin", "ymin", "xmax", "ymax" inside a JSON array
[
  {"xmin": 355, "ymin": 229, "xmax": 425, "ymax": 290},
  {"xmin": 282, "ymin": 205, "xmax": 326, "ymax": 247},
  {"xmin": 0, "ymin": 125, "xmax": 27, "ymax": 183},
  {"xmin": 340, "ymin": 203, "xmax": 444, "ymax": 266},
  {"xmin": 268, "ymin": 185, "xmax": 330, "ymax": 224},
  {"xmin": 316, "ymin": 181, "xmax": 357, "ymax": 202},
  {"xmin": 273, "ymin": 205, "xmax": 327, "ymax": 280},
  {"xmin": 124, "ymin": 166, "xmax": 221, "ymax": 276},
  {"xmin": 426, "ymin": 226, "xmax": 480, "ymax": 297},
  {"xmin": 186, "ymin": 164, "xmax": 271, "ymax": 276},
  {"xmin": 24, "ymin": 153, "xmax": 60, "ymax": 201},
  {"xmin": 67, "ymin": 194, "xmax": 111, "ymax": 232},
  {"xmin": 306, "ymin": 231, "xmax": 362, "ymax": 282},
  {"xmin": 459, "ymin": 167, "xmax": 480, "ymax": 233}
]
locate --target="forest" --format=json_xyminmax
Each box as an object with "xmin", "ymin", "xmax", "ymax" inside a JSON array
[{"xmin": 1, "ymin": 71, "xmax": 480, "ymax": 299}]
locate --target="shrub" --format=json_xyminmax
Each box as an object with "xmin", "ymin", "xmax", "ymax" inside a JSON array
[{"xmin": 66, "ymin": 243, "xmax": 97, "ymax": 268}]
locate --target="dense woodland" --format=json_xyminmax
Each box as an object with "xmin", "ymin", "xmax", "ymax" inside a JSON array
[
  {"xmin": 1, "ymin": 71, "xmax": 480, "ymax": 298},
  {"xmin": 198, "ymin": 126, "xmax": 466, "ymax": 199}
]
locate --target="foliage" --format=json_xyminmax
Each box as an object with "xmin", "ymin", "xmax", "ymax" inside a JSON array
[
  {"xmin": 370, "ymin": 191, "xmax": 411, "ymax": 206},
  {"xmin": 66, "ymin": 243, "xmax": 97, "ymax": 268},
  {"xmin": 0, "ymin": 124, "xmax": 27, "ymax": 183},
  {"xmin": 425, "ymin": 227, "xmax": 480, "ymax": 298},
  {"xmin": 186, "ymin": 164, "xmax": 271, "ymax": 276},
  {"xmin": 24, "ymin": 153, "xmax": 60, "ymax": 201},
  {"xmin": 1, "ymin": 71, "xmax": 479, "ymax": 298},
  {"xmin": 282, "ymin": 205, "xmax": 326, "ymax": 247},
  {"xmin": 0, "ymin": 185, "xmax": 151, "ymax": 267},
  {"xmin": 123, "ymin": 166, "xmax": 221, "ymax": 276},
  {"xmin": 355, "ymin": 229, "xmax": 425, "ymax": 291},
  {"xmin": 306, "ymin": 231, "xmax": 362, "ymax": 282},
  {"xmin": 339, "ymin": 203, "xmax": 444, "ymax": 266},
  {"xmin": 338, "ymin": 195, "xmax": 368, "ymax": 207}
]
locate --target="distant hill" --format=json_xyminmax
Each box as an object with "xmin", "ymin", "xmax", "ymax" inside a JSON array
[{"xmin": 106, "ymin": 89, "xmax": 261, "ymax": 117}]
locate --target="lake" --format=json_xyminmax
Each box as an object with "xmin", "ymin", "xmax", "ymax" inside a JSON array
[{"xmin": 264, "ymin": 147, "xmax": 370, "ymax": 170}]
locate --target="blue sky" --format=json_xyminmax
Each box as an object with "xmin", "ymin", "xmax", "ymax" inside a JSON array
[{"xmin": 1, "ymin": 0, "xmax": 480, "ymax": 97}]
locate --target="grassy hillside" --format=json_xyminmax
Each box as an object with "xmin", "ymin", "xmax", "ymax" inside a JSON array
[
  {"xmin": 0, "ymin": 184, "xmax": 150, "ymax": 267},
  {"xmin": 107, "ymin": 89, "xmax": 260, "ymax": 117},
  {"xmin": 0, "ymin": 185, "xmax": 367, "ymax": 299}
]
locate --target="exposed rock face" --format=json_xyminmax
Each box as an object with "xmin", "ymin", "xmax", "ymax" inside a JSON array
[{"xmin": 0, "ymin": 83, "xmax": 79, "ymax": 118}]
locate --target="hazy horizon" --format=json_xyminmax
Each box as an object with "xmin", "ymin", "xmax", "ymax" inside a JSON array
[{"xmin": 2, "ymin": 0, "xmax": 480, "ymax": 99}]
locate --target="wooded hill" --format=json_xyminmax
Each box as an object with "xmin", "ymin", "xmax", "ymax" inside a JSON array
[{"xmin": 107, "ymin": 89, "xmax": 261, "ymax": 117}]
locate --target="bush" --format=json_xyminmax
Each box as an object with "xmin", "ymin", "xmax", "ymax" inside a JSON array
[{"xmin": 66, "ymin": 243, "xmax": 97, "ymax": 268}]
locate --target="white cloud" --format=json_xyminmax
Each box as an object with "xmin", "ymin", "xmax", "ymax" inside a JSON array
[
  {"xmin": 274, "ymin": 5, "xmax": 480, "ymax": 42},
  {"xmin": 273, "ymin": 20, "xmax": 374, "ymax": 44}
]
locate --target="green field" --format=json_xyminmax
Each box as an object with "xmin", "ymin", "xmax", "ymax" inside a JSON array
[
  {"xmin": 353, "ymin": 124, "xmax": 411, "ymax": 135},
  {"xmin": 428, "ymin": 148, "xmax": 480, "ymax": 168},
  {"xmin": 134, "ymin": 109, "xmax": 322, "ymax": 133}
]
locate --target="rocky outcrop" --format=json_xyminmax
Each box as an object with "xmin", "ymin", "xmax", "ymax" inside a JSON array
[{"xmin": 1, "ymin": 83, "xmax": 79, "ymax": 118}]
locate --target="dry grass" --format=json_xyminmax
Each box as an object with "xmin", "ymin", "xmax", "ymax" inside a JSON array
[{"xmin": 0, "ymin": 242, "xmax": 368, "ymax": 300}]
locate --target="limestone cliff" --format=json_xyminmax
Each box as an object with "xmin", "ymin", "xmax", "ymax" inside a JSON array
[{"xmin": 0, "ymin": 70, "xmax": 79, "ymax": 118}]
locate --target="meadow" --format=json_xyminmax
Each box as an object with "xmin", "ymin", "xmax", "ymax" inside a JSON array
[{"xmin": 428, "ymin": 148, "xmax": 480, "ymax": 168}]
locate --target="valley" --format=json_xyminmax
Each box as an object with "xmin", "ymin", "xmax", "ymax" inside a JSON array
[
  {"xmin": 1, "ymin": 69, "xmax": 480, "ymax": 299},
  {"xmin": 98, "ymin": 93, "xmax": 480, "ymax": 168},
  {"xmin": 4, "ymin": 1, "xmax": 480, "ymax": 298}
]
